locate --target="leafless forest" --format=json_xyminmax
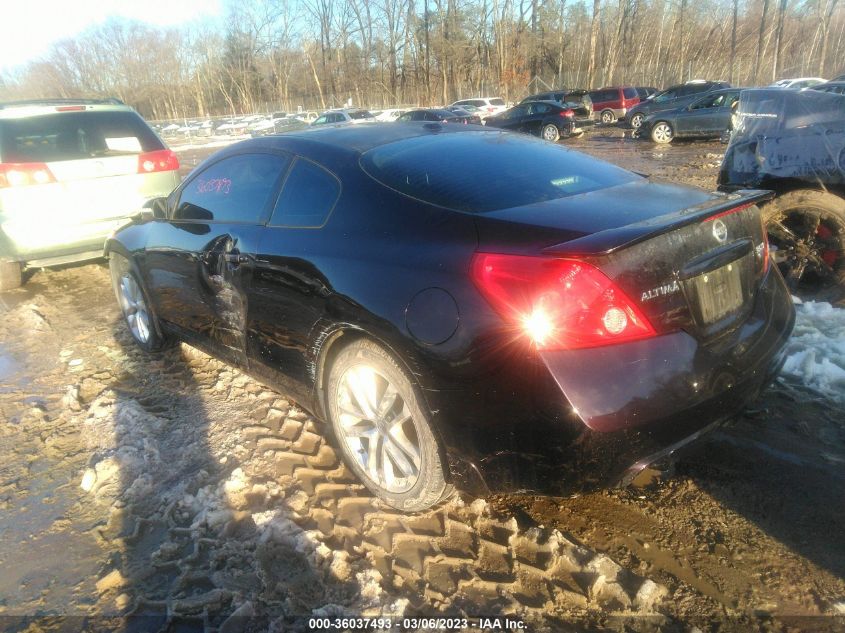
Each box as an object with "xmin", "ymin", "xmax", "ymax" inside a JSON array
[{"xmin": 1, "ymin": 0, "xmax": 843, "ymax": 119}]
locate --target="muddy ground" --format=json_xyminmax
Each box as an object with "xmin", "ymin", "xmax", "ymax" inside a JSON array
[{"xmin": 0, "ymin": 129, "xmax": 844, "ymax": 632}]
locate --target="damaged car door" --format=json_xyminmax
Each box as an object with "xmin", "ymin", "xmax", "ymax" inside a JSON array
[
  {"xmin": 246, "ymin": 157, "xmax": 342, "ymax": 404},
  {"xmin": 143, "ymin": 152, "xmax": 291, "ymax": 367}
]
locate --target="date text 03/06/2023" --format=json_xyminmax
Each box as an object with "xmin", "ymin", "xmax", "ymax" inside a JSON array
[{"xmin": 308, "ymin": 616, "xmax": 528, "ymax": 630}]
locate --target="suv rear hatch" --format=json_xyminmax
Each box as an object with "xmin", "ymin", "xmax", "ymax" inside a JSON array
[{"xmin": 0, "ymin": 107, "xmax": 179, "ymax": 257}]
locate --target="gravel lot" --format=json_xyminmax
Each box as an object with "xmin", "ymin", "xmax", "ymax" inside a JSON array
[{"xmin": 0, "ymin": 128, "xmax": 843, "ymax": 632}]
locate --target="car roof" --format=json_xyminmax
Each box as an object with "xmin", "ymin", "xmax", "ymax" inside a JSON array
[
  {"xmin": 0, "ymin": 98, "xmax": 133, "ymax": 119},
  {"xmin": 221, "ymin": 122, "xmax": 489, "ymax": 162}
]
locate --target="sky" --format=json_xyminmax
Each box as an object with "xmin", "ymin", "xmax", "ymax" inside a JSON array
[{"xmin": 1, "ymin": 0, "xmax": 223, "ymax": 73}]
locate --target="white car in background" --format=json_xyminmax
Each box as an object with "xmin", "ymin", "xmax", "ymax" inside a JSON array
[
  {"xmin": 375, "ymin": 109, "xmax": 405, "ymax": 122},
  {"xmin": 295, "ymin": 111, "xmax": 319, "ymax": 124},
  {"xmin": 311, "ymin": 109, "xmax": 376, "ymax": 126},
  {"xmin": 769, "ymin": 77, "xmax": 827, "ymax": 90},
  {"xmin": 449, "ymin": 97, "xmax": 507, "ymax": 119}
]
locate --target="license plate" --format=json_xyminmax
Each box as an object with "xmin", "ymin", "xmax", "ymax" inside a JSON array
[{"xmin": 688, "ymin": 259, "xmax": 744, "ymax": 323}]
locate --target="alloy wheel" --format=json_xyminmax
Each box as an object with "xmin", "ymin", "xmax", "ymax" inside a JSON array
[
  {"xmin": 601, "ymin": 110, "xmax": 615, "ymax": 124},
  {"xmin": 631, "ymin": 113, "xmax": 644, "ymax": 128},
  {"xmin": 542, "ymin": 124, "xmax": 560, "ymax": 142},
  {"xmin": 335, "ymin": 364, "xmax": 422, "ymax": 494},
  {"xmin": 119, "ymin": 274, "xmax": 151, "ymax": 343},
  {"xmin": 767, "ymin": 209, "xmax": 845, "ymax": 297},
  {"xmin": 652, "ymin": 122, "xmax": 673, "ymax": 143}
]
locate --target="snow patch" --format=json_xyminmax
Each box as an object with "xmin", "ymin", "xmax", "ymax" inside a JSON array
[{"xmin": 781, "ymin": 302, "xmax": 845, "ymax": 403}]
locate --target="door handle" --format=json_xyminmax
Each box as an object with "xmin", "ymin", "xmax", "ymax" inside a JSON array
[{"xmin": 223, "ymin": 253, "xmax": 251, "ymax": 264}]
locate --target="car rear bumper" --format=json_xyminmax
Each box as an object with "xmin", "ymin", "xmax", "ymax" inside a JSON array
[
  {"xmin": 566, "ymin": 118, "xmax": 595, "ymax": 135},
  {"xmin": 434, "ymin": 266, "xmax": 795, "ymax": 496},
  {"xmin": 0, "ymin": 217, "xmax": 129, "ymax": 263}
]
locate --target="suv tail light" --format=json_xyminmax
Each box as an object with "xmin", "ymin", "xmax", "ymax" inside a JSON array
[
  {"xmin": 0, "ymin": 162, "xmax": 57, "ymax": 188},
  {"xmin": 138, "ymin": 149, "xmax": 179, "ymax": 174},
  {"xmin": 471, "ymin": 253, "xmax": 656, "ymax": 350}
]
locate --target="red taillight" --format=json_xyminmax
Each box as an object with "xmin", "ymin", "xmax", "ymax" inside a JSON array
[
  {"xmin": 0, "ymin": 162, "xmax": 57, "ymax": 188},
  {"xmin": 560, "ymin": 109, "xmax": 575, "ymax": 118},
  {"xmin": 471, "ymin": 253, "xmax": 656, "ymax": 350},
  {"xmin": 138, "ymin": 149, "xmax": 179, "ymax": 174}
]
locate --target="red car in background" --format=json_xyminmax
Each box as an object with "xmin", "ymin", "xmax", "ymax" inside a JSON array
[{"xmin": 589, "ymin": 86, "xmax": 641, "ymax": 124}]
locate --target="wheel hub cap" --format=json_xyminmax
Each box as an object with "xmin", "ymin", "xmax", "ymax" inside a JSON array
[
  {"xmin": 336, "ymin": 365, "xmax": 421, "ymax": 493},
  {"xmin": 119, "ymin": 274, "xmax": 151, "ymax": 343}
]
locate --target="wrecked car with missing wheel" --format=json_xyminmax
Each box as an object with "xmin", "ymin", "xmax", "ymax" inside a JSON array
[
  {"xmin": 106, "ymin": 124, "xmax": 795, "ymax": 512},
  {"xmin": 719, "ymin": 88, "xmax": 845, "ymax": 302}
]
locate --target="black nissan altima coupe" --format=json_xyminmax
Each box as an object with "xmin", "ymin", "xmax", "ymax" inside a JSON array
[{"xmin": 106, "ymin": 123, "xmax": 795, "ymax": 511}]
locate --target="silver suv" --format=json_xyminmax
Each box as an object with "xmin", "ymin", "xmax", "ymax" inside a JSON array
[{"xmin": 0, "ymin": 99, "xmax": 180, "ymax": 290}]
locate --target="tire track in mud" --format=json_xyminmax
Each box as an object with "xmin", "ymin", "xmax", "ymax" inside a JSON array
[
  {"xmin": 0, "ymin": 265, "xmax": 670, "ymax": 631},
  {"xmin": 3, "ymin": 250, "xmax": 845, "ymax": 629}
]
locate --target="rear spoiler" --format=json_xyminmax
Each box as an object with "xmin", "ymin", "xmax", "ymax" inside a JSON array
[{"xmin": 543, "ymin": 189, "xmax": 774, "ymax": 256}]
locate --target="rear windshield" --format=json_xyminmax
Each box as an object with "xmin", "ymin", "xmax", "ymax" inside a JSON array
[
  {"xmin": 489, "ymin": 98, "xmax": 506, "ymax": 106},
  {"xmin": 349, "ymin": 110, "xmax": 374, "ymax": 120},
  {"xmin": 360, "ymin": 131, "xmax": 638, "ymax": 213},
  {"xmin": 0, "ymin": 110, "xmax": 163, "ymax": 163}
]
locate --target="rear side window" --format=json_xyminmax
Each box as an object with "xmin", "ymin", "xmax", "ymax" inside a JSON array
[
  {"xmin": 623, "ymin": 87, "xmax": 638, "ymax": 99},
  {"xmin": 361, "ymin": 131, "xmax": 638, "ymax": 213},
  {"xmin": 0, "ymin": 110, "xmax": 162, "ymax": 163},
  {"xmin": 175, "ymin": 153, "xmax": 290, "ymax": 223},
  {"xmin": 590, "ymin": 89, "xmax": 618, "ymax": 103},
  {"xmin": 349, "ymin": 110, "xmax": 373, "ymax": 120},
  {"xmin": 269, "ymin": 158, "xmax": 340, "ymax": 228}
]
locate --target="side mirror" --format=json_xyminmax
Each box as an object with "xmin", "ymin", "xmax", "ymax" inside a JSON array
[{"xmin": 133, "ymin": 197, "xmax": 167, "ymax": 223}]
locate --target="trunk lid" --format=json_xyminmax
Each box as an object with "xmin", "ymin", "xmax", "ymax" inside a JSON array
[{"xmin": 474, "ymin": 180, "xmax": 773, "ymax": 341}]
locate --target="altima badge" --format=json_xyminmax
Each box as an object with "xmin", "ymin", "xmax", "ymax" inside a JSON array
[
  {"xmin": 712, "ymin": 218, "xmax": 728, "ymax": 243},
  {"xmin": 641, "ymin": 280, "xmax": 680, "ymax": 302}
]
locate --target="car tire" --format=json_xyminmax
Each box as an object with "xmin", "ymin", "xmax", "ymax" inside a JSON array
[
  {"xmin": 650, "ymin": 122, "xmax": 674, "ymax": 144},
  {"xmin": 761, "ymin": 189, "xmax": 845, "ymax": 303},
  {"xmin": 542, "ymin": 123, "xmax": 561, "ymax": 142},
  {"xmin": 630, "ymin": 112, "xmax": 644, "ymax": 129},
  {"xmin": 326, "ymin": 338, "xmax": 453, "ymax": 512},
  {"xmin": 109, "ymin": 253, "xmax": 172, "ymax": 352},
  {"xmin": 0, "ymin": 261, "xmax": 22, "ymax": 292},
  {"xmin": 600, "ymin": 109, "xmax": 616, "ymax": 124}
]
